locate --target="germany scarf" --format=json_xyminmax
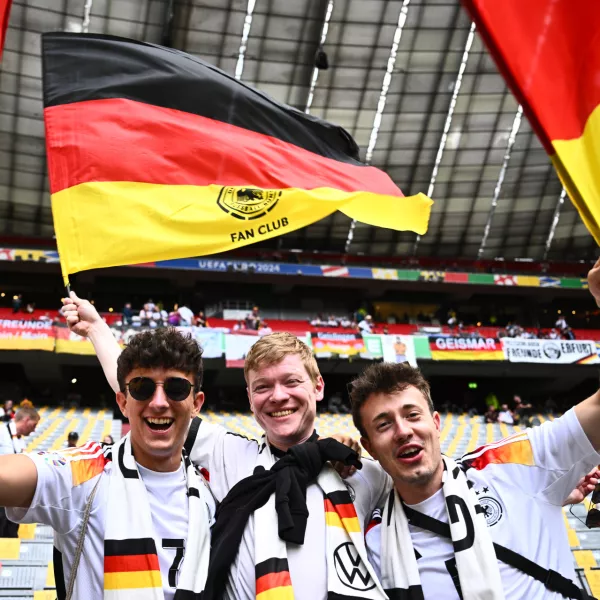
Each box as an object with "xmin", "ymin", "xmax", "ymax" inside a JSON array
[{"xmin": 104, "ymin": 434, "xmax": 210, "ymax": 600}]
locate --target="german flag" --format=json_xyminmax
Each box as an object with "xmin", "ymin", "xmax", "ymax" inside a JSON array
[
  {"xmin": 104, "ymin": 538, "xmax": 162, "ymax": 594},
  {"xmin": 41, "ymin": 33, "xmax": 432, "ymax": 283},
  {"xmin": 255, "ymin": 558, "xmax": 294, "ymax": 600},
  {"xmin": 462, "ymin": 0, "xmax": 600, "ymax": 245},
  {"xmin": 324, "ymin": 490, "xmax": 361, "ymax": 533}
]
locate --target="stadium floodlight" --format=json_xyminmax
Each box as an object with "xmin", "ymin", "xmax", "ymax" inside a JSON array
[
  {"xmin": 412, "ymin": 22, "xmax": 477, "ymax": 255},
  {"xmin": 543, "ymin": 188, "xmax": 567, "ymax": 260},
  {"xmin": 344, "ymin": 0, "xmax": 411, "ymax": 254},
  {"xmin": 234, "ymin": 0, "xmax": 257, "ymax": 80},
  {"xmin": 477, "ymin": 105, "xmax": 524, "ymax": 258},
  {"xmin": 305, "ymin": 0, "xmax": 335, "ymax": 114}
]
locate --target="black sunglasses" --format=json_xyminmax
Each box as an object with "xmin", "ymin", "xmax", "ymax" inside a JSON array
[{"xmin": 126, "ymin": 377, "xmax": 193, "ymax": 402}]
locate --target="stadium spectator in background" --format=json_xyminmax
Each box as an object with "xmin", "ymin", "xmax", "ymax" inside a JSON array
[
  {"xmin": 447, "ymin": 310, "xmax": 458, "ymax": 330},
  {"xmin": 122, "ymin": 302, "xmax": 134, "ymax": 326},
  {"xmin": 497, "ymin": 403, "xmax": 515, "ymax": 425},
  {"xmin": 1, "ymin": 400, "xmax": 15, "ymax": 422},
  {"xmin": 0, "ymin": 406, "xmax": 40, "ymax": 537},
  {"xmin": 513, "ymin": 395, "xmax": 533, "ymax": 427},
  {"xmin": 257, "ymin": 321, "xmax": 273, "ymax": 336},
  {"xmin": 67, "ymin": 431, "xmax": 79, "ymax": 448},
  {"xmin": 484, "ymin": 405, "xmax": 498, "ymax": 423},
  {"xmin": 25, "ymin": 302, "xmax": 35, "ymax": 314},
  {"xmin": 11, "ymin": 293, "xmax": 22, "ymax": 313},
  {"xmin": 102, "ymin": 434, "xmax": 114, "ymax": 445},
  {"xmin": 556, "ymin": 314, "xmax": 568, "ymax": 334},
  {"xmin": 233, "ymin": 319, "xmax": 246, "ymax": 331},
  {"xmin": 178, "ymin": 302, "xmax": 195, "ymax": 326},
  {"xmin": 196, "ymin": 311, "xmax": 208, "ymax": 327},
  {"xmin": 245, "ymin": 305, "xmax": 261, "ymax": 330},
  {"xmin": 0, "ymin": 328, "xmax": 214, "ymax": 599},
  {"xmin": 358, "ymin": 314, "xmax": 374, "ymax": 333},
  {"xmin": 63, "ymin": 295, "xmax": 389, "ymax": 600},
  {"xmin": 350, "ymin": 358, "xmax": 600, "ymax": 600},
  {"xmin": 168, "ymin": 308, "xmax": 181, "ymax": 326}
]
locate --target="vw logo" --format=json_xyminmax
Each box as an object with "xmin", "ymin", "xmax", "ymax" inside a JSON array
[{"xmin": 333, "ymin": 543, "xmax": 375, "ymax": 591}]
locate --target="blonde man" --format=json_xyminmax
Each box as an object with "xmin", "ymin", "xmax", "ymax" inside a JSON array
[{"xmin": 62, "ymin": 295, "xmax": 389, "ymax": 600}]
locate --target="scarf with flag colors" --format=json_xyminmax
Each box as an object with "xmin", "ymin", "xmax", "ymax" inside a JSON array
[
  {"xmin": 254, "ymin": 439, "xmax": 387, "ymax": 600},
  {"xmin": 104, "ymin": 434, "xmax": 210, "ymax": 600},
  {"xmin": 41, "ymin": 32, "xmax": 432, "ymax": 283},
  {"xmin": 462, "ymin": 0, "xmax": 600, "ymax": 246}
]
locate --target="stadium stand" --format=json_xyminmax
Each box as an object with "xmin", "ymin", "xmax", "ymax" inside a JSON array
[{"xmin": 1, "ymin": 410, "xmax": 599, "ymax": 599}]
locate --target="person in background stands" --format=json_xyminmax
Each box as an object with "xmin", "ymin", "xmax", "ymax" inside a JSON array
[
  {"xmin": 67, "ymin": 431, "xmax": 79, "ymax": 448},
  {"xmin": 122, "ymin": 302, "xmax": 134, "ymax": 326},
  {"xmin": 0, "ymin": 406, "xmax": 40, "ymax": 537},
  {"xmin": 0, "ymin": 400, "xmax": 15, "ymax": 422}
]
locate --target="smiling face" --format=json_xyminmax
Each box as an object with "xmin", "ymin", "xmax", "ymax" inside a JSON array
[
  {"xmin": 247, "ymin": 354, "xmax": 324, "ymax": 451},
  {"xmin": 116, "ymin": 367, "xmax": 204, "ymax": 472},
  {"xmin": 360, "ymin": 385, "xmax": 443, "ymax": 505}
]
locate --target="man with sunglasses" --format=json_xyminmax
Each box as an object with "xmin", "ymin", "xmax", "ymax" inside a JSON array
[
  {"xmin": 0, "ymin": 327, "xmax": 215, "ymax": 600},
  {"xmin": 62, "ymin": 292, "xmax": 390, "ymax": 600}
]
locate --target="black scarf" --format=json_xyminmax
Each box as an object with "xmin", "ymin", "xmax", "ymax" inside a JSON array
[{"xmin": 203, "ymin": 436, "xmax": 361, "ymax": 600}]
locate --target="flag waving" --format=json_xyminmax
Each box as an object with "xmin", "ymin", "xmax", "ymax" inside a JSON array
[
  {"xmin": 41, "ymin": 33, "xmax": 432, "ymax": 282},
  {"xmin": 462, "ymin": 0, "xmax": 600, "ymax": 245}
]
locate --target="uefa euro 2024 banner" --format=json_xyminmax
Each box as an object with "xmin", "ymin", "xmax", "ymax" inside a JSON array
[{"xmin": 501, "ymin": 338, "xmax": 599, "ymax": 365}]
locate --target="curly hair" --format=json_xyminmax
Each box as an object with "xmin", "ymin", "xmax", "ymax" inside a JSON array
[{"xmin": 117, "ymin": 328, "xmax": 204, "ymax": 393}]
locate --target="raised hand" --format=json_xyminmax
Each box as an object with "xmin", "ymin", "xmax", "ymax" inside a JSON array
[{"xmin": 61, "ymin": 291, "xmax": 103, "ymax": 338}]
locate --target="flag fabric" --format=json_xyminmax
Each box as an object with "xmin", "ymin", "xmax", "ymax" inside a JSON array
[
  {"xmin": 0, "ymin": 0, "xmax": 12, "ymax": 60},
  {"xmin": 41, "ymin": 33, "xmax": 432, "ymax": 282},
  {"xmin": 462, "ymin": 0, "xmax": 600, "ymax": 245}
]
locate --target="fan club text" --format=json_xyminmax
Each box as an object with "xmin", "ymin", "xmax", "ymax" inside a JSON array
[{"xmin": 230, "ymin": 217, "xmax": 289, "ymax": 243}]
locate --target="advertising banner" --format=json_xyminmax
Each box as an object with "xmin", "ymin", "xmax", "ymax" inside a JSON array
[
  {"xmin": 187, "ymin": 328, "xmax": 225, "ymax": 359},
  {"xmin": 311, "ymin": 332, "xmax": 367, "ymax": 358},
  {"xmin": 54, "ymin": 326, "xmax": 96, "ymax": 355},
  {"xmin": 382, "ymin": 335, "xmax": 417, "ymax": 367},
  {"xmin": 429, "ymin": 336, "xmax": 505, "ymax": 361},
  {"xmin": 0, "ymin": 319, "xmax": 55, "ymax": 351},
  {"xmin": 225, "ymin": 334, "xmax": 260, "ymax": 368},
  {"xmin": 502, "ymin": 338, "xmax": 599, "ymax": 364}
]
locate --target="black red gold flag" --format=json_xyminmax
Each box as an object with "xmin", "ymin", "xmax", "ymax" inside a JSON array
[
  {"xmin": 42, "ymin": 33, "xmax": 432, "ymax": 281},
  {"xmin": 463, "ymin": 0, "xmax": 600, "ymax": 245}
]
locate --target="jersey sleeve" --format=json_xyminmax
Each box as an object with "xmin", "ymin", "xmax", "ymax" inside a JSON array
[
  {"xmin": 0, "ymin": 427, "xmax": 14, "ymax": 455},
  {"xmin": 527, "ymin": 408, "xmax": 600, "ymax": 504},
  {"xmin": 186, "ymin": 417, "xmax": 260, "ymax": 502},
  {"xmin": 349, "ymin": 457, "xmax": 392, "ymax": 528},
  {"xmin": 462, "ymin": 408, "xmax": 600, "ymax": 505},
  {"xmin": 6, "ymin": 445, "xmax": 107, "ymax": 534}
]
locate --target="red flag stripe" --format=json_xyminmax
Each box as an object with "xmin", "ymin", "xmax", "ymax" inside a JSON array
[
  {"xmin": 324, "ymin": 499, "xmax": 358, "ymax": 519},
  {"xmin": 44, "ymin": 98, "xmax": 404, "ymax": 198},
  {"xmin": 104, "ymin": 554, "xmax": 160, "ymax": 573}
]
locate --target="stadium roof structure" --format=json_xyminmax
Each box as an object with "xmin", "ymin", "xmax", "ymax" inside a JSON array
[{"xmin": 0, "ymin": 0, "xmax": 595, "ymax": 262}]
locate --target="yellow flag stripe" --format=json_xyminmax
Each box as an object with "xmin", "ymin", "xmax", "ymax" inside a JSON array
[
  {"xmin": 553, "ymin": 103, "xmax": 600, "ymax": 245},
  {"xmin": 51, "ymin": 181, "xmax": 432, "ymax": 278},
  {"xmin": 104, "ymin": 570, "xmax": 162, "ymax": 589},
  {"xmin": 325, "ymin": 511, "xmax": 361, "ymax": 532},
  {"xmin": 256, "ymin": 585, "xmax": 295, "ymax": 600}
]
